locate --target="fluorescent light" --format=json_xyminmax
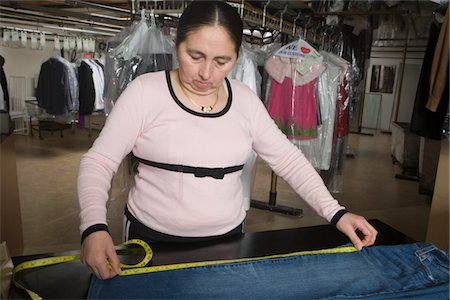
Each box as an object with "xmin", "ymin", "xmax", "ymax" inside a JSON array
[
  {"xmin": 90, "ymin": 13, "xmax": 131, "ymax": 21},
  {"xmin": 42, "ymin": 24, "xmax": 118, "ymax": 36}
]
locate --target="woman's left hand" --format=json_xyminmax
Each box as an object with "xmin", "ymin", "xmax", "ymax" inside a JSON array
[{"xmin": 335, "ymin": 213, "xmax": 378, "ymax": 251}]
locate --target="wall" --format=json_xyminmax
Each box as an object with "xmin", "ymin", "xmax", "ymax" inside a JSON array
[
  {"xmin": 0, "ymin": 41, "xmax": 56, "ymax": 98},
  {"xmin": 363, "ymin": 45, "xmax": 426, "ymax": 132}
]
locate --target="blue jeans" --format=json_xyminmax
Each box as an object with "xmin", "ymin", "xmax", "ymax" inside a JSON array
[{"xmin": 88, "ymin": 243, "xmax": 449, "ymax": 299}]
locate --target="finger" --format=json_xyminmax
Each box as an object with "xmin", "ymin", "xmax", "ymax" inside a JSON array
[
  {"xmin": 97, "ymin": 262, "xmax": 115, "ymax": 280},
  {"xmin": 368, "ymin": 226, "xmax": 378, "ymax": 245},
  {"xmin": 346, "ymin": 230, "xmax": 364, "ymax": 251},
  {"xmin": 360, "ymin": 231, "xmax": 375, "ymax": 246},
  {"xmin": 107, "ymin": 247, "xmax": 122, "ymax": 275},
  {"xmin": 360, "ymin": 234, "xmax": 373, "ymax": 247},
  {"xmin": 91, "ymin": 266, "xmax": 102, "ymax": 280},
  {"xmin": 359, "ymin": 224, "xmax": 378, "ymax": 246}
]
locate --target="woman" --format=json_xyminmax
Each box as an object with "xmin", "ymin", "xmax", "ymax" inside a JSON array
[{"xmin": 78, "ymin": 1, "xmax": 377, "ymax": 280}]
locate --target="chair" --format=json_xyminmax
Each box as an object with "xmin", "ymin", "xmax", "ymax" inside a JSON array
[
  {"xmin": 25, "ymin": 97, "xmax": 75, "ymax": 140},
  {"xmin": 8, "ymin": 76, "xmax": 28, "ymax": 135}
]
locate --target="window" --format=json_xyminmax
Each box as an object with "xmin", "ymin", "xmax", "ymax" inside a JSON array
[{"xmin": 370, "ymin": 65, "xmax": 396, "ymax": 94}]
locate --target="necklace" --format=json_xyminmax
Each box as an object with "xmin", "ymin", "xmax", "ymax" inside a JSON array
[{"xmin": 178, "ymin": 75, "xmax": 219, "ymax": 113}]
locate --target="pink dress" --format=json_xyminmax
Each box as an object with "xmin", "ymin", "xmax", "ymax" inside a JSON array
[
  {"xmin": 267, "ymin": 77, "xmax": 318, "ymax": 140},
  {"xmin": 265, "ymin": 56, "xmax": 324, "ymax": 141}
]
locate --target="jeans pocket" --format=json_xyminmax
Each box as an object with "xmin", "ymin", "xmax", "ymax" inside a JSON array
[{"xmin": 416, "ymin": 244, "xmax": 450, "ymax": 284}]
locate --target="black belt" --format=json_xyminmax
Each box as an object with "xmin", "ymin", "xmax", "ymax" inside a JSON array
[{"xmin": 135, "ymin": 156, "xmax": 244, "ymax": 179}]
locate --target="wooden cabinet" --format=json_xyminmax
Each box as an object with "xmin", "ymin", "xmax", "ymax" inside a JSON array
[
  {"xmin": 426, "ymin": 138, "xmax": 449, "ymax": 249},
  {"xmin": 0, "ymin": 134, "xmax": 24, "ymax": 256}
]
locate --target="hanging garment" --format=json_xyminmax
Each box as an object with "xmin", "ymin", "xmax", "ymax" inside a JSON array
[
  {"xmin": 264, "ymin": 39, "xmax": 326, "ymax": 88},
  {"xmin": 426, "ymin": 7, "xmax": 449, "ymax": 112},
  {"xmin": 36, "ymin": 58, "xmax": 70, "ymax": 115},
  {"xmin": 103, "ymin": 14, "xmax": 175, "ymax": 115},
  {"xmin": 410, "ymin": 21, "xmax": 449, "ymax": 140},
  {"xmin": 266, "ymin": 77, "xmax": 318, "ymax": 140},
  {"xmin": 265, "ymin": 56, "xmax": 325, "ymax": 87},
  {"xmin": 320, "ymin": 77, "xmax": 349, "ymax": 192},
  {"xmin": 335, "ymin": 79, "xmax": 349, "ymax": 140},
  {"xmin": 298, "ymin": 51, "xmax": 345, "ymax": 170},
  {"xmin": 78, "ymin": 60, "xmax": 96, "ymax": 115},
  {"xmin": 0, "ymin": 80, "xmax": 4, "ymax": 111},
  {"xmin": 83, "ymin": 59, "xmax": 105, "ymax": 112},
  {"xmin": 55, "ymin": 56, "xmax": 79, "ymax": 112},
  {"xmin": 88, "ymin": 242, "xmax": 449, "ymax": 299},
  {"xmin": 0, "ymin": 55, "xmax": 9, "ymax": 112},
  {"xmin": 329, "ymin": 26, "xmax": 371, "ymax": 127},
  {"xmin": 264, "ymin": 40, "xmax": 325, "ymax": 143},
  {"xmin": 331, "ymin": 24, "xmax": 372, "ymax": 82},
  {"xmin": 228, "ymin": 43, "xmax": 262, "ymax": 98}
]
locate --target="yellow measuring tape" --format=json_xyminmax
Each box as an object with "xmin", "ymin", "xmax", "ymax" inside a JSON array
[
  {"xmin": 120, "ymin": 245, "xmax": 358, "ymax": 275},
  {"xmin": 12, "ymin": 239, "xmax": 152, "ymax": 300},
  {"xmin": 13, "ymin": 239, "xmax": 356, "ymax": 300}
]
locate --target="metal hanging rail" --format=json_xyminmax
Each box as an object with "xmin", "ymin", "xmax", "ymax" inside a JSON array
[
  {"xmin": 132, "ymin": 1, "xmax": 418, "ymax": 39},
  {"xmin": 241, "ymin": 2, "xmax": 296, "ymax": 36},
  {"xmin": 132, "ymin": 1, "xmax": 298, "ymax": 35}
]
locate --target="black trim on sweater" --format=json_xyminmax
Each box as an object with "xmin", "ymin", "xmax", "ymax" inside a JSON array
[
  {"xmin": 81, "ymin": 223, "xmax": 110, "ymax": 244},
  {"xmin": 330, "ymin": 209, "xmax": 349, "ymax": 226},
  {"xmin": 165, "ymin": 70, "xmax": 232, "ymax": 118}
]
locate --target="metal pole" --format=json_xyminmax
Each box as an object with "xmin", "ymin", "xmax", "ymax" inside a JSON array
[{"xmin": 393, "ymin": 17, "xmax": 409, "ymax": 123}]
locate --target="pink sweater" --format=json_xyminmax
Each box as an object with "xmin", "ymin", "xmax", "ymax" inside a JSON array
[{"xmin": 78, "ymin": 70, "xmax": 345, "ymax": 237}]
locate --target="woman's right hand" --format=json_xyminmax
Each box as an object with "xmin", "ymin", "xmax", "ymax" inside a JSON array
[{"xmin": 80, "ymin": 231, "xmax": 122, "ymax": 279}]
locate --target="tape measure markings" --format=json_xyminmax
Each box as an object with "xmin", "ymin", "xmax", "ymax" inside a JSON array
[
  {"xmin": 120, "ymin": 246, "xmax": 357, "ymax": 275},
  {"xmin": 13, "ymin": 239, "xmax": 356, "ymax": 299}
]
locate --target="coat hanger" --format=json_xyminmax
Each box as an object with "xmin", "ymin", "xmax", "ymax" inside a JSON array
[
  {"xmin": 278, "ymin": 3, "xmax": 288, "ymax": 33},
  {"xmin": 292, "ymin": 11, "xmax": 302, "ymax": 37},
  {"xmin": 262, "ymin": 0, "xmax": 271, "ymax": 28}
]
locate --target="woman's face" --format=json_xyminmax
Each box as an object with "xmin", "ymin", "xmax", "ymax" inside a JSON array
[{"xmin": 176, "ymin": 25, "xmax": 238, "ymax": 96}]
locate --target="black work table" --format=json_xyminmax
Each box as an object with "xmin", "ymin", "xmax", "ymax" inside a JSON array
[{"xmin": 10, "ymin": 219, "xmax": 414, "ymax": 299}]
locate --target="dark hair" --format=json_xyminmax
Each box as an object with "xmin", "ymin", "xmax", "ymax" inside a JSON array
[{"xmin": 176, "ymin": 1, "xmax": 243, "ymax": 55}]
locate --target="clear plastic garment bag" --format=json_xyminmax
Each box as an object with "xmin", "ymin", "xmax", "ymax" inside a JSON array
[
  {"xmin": 103, "ymin": 10, "xmax": 176, "ymax": 115},
  {"xmin": 264, "ymin": 38, "xmax": 352, "ymax": 192}
]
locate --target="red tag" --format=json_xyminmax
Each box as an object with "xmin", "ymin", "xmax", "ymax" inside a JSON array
[{"xmin": 300, "ymin": 47, "xmax": 310, "ymax": 54}]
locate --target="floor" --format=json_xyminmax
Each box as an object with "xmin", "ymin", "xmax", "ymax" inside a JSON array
[{"xmin": 13, "ymin": 126, "xmax": 431, "ymax": 256}]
